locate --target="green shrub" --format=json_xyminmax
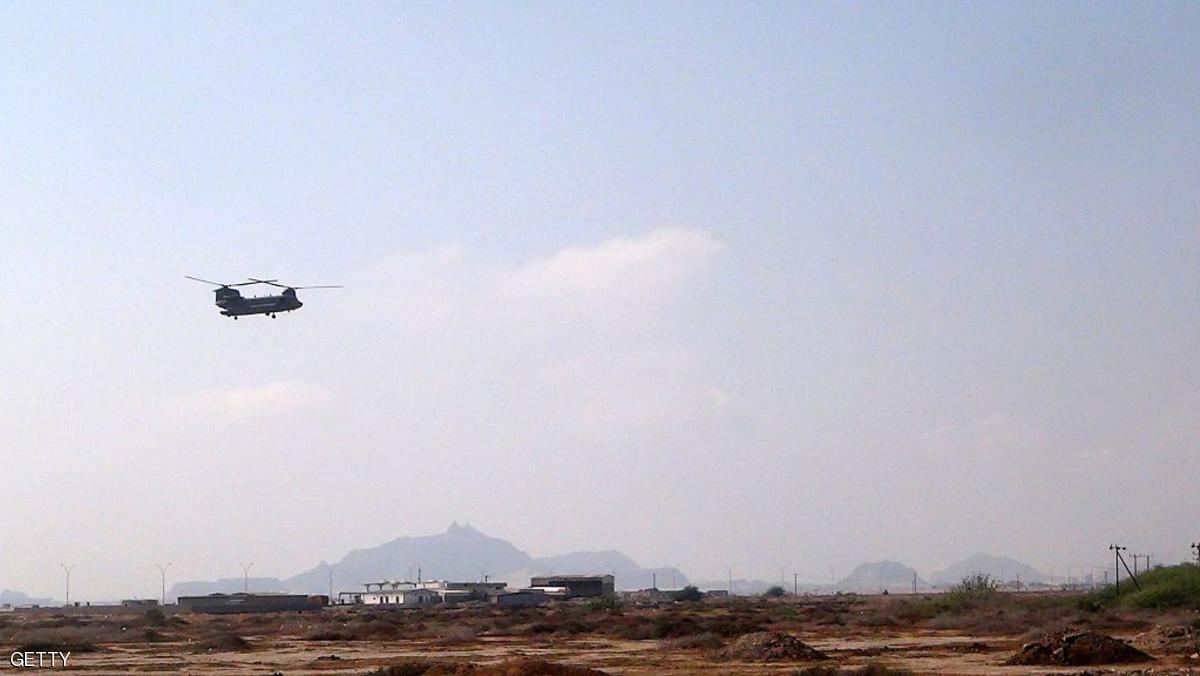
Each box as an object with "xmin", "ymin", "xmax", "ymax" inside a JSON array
[
  {"xmin": 1083, "ymin": 565, "xmax": 1200, "ymax": 610},
  {"xmin": 672, "ymin": 585, "xmax": 704, "ymax": 602},
  {"xmin": 951, "ymin": 573, "xmax": 998, "ymax": 596}
]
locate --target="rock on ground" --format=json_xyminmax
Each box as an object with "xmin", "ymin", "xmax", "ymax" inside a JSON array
[
  {"xmin": 1006, "ymin": 630, "xmax": 1154, "ymax": 666},
  {"xmin": 720, "ymin": 630, "xmax": 829, "ymax": 661}
]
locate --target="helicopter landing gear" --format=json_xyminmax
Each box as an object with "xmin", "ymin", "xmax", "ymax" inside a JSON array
[
  {"xmin": 233, "ymin": 316, "xmax": 238, "ymax": 320},
  {"xmin": 269, "ymin": 313, "xmax": 276, "ymax": 318}
]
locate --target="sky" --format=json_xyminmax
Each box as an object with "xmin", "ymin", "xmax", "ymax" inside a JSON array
[{"xmin": 1, "ymin": 1, "xmax": 1198, "ymax": 600}]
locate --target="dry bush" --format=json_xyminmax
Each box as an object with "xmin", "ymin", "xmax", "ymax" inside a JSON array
[
  {"xmin": 144, "ymin": 608, "xmax": 167, "ymax": 627},
  {"xmin": 193, "ymin": 631, "xmax": 251, "ymax": 652},
  {"xmin": 661, "ymin": 632, "xmax": 724, "ymax": 650},
  {"xmin": 304, "ymin": 625, "xmax": 355, "ymax": 641},
  {"xmin": 13, "ymin": 628, "xmax": 101, "ymax": 654},
  {"xmin": 345, "ymin": 619, "xmax": 405, "ymax": 640},
  {"xmin": 9, "ymin": 622, "xmax": 139, "ymax": 648},
  {"xmin": 433, "ymin": 625, "xmax": 479, "ymax": 644}
]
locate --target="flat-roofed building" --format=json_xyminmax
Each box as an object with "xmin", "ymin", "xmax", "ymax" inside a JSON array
[
  {"xmin": 178, "ymin": 593, "xmax": 323, "ymax": 614},
  {"xmin": 358, "ymin": 587, "xmax": 440, "ymax": 608},
  {"xmin": 490, "ymin": 590, "xmax": 548, "ymax": 608},
  {"xmin": 528, "ymin": 575, "xmax": 615, "ymax": 598}
]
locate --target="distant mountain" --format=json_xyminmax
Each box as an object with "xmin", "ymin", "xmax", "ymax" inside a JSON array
[
  {"xmin": 0, "ymin": 589, "xmax": 55, "ymax": 606},
  {"xmin": 169, "ymin": 577, "xmax": 287, "ymax": 599},
  {"xmin": 285, "ymin": 522, "xmax": 532, "ymax": 594},
  {"xmin": 169, "ymin": 523, "xmax": 677, "ymax": 596},
  {"xmin": 929, "ymin": 553, "xmax": 1047, "ymax": 586},
  {"xmin": 837, "ymin": 561, "xmax": 925, "ymax": 592}
]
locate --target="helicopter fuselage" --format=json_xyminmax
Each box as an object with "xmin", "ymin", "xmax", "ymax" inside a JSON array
[
  {"xmin": 215, "ymin": 288, "xmax": 303, "ymax": 317},
  {"xmin": 188, "ymin": 276, "xmax": 339, "ymax": 318}
]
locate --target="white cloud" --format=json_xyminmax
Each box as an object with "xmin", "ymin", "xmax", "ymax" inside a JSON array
[
  {"xmin": 340, "ymin": 228, "xmax": 729, "ymax": 430},
  {"xmin": 161, "ymin": 381, "xmax": 332, "ymax": 421},
  {"xmin": 517, "ymin": 228, "xmax": 724, "ymax": 299}
]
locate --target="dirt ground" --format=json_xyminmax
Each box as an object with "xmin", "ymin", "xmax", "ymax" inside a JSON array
[{"xmin": 3, "ymin": 594, "xmax": 1197, "ymax": 675}]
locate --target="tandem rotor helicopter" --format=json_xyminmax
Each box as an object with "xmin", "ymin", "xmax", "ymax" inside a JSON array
[{"xmin": 186, "ymin": 276, "xmax": 342, "ymax": 319}]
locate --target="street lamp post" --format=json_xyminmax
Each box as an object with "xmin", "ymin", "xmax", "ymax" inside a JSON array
[
  {"xmin": 239, "ymin": 563, "xmax": 254, "ymax": 593},
  {"xmin": 60, "ymin": 564, "xmax": 76, "ymax": 607},
  {"xmin": 155, "ymin": 563, "xmax": 171, "ymax": 606}
]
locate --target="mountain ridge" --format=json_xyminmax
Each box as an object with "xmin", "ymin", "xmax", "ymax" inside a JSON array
[
  {"xmin": 929, "ymin": 552, "xmax": 1047, "ymax": 585},
  {"xmin": 170, "ymin": 523, "xmax": 687, "ymax": 597}
]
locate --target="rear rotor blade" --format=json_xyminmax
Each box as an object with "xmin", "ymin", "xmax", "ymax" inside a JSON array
[{"xmin": 291, "ymin": 285, "xmax": 343, "ymax": 289}]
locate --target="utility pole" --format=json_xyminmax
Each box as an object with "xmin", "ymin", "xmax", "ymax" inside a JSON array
[
  {"xmin": 727, "ymin": 566, "xmax": 733, "ymax": 596},
  {"xmin": 238, "ymin": 562, "xmax": 253, "ymax": 593},
  {"xmin": 1192, "ymin": 542, "xmax": 1200, "ymax": 565},
  {"xmin": 155, "ymin": 563, "xmax": 171, "ymax": 606},
  {"xmin": 60, "ymin": 564, "xmax": 76, "ymax": 607},
  {"xmin": 1110, "ymin": 545, "xmax": 1140, "ymax": 592},
  {"xmin": 912, "ymin": 571, "xmax": 917, "ymax": 595},
  {"xmin": 652, "ymin": 572, "xmax": 657, "ymax": 590},
  {"xmin": 1109, "ymin": 545, "xmax": 1125, "ymax": 595},
  {"xmin": 794, "ymin": 572, "xmax": 798, "ymax": 596},
  {"xmin": 1132, "ymin": 554, "xmax": 1140, "ymax": 578}
]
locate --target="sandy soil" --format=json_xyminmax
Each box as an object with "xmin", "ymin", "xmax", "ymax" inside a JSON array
[
  {"xmin": 27, "ymin": 629, "xmax": 1180, "ymax": 675},
  {"xmin": 5, "ymin": 596, "xmax": 1196, "ymax": 675}
]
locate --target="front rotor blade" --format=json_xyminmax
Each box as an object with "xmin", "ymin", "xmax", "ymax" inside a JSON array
[
  {"xmin": 245, "ymin": 278, "xmax": 286, "ymax": 288},
  {"xmin": 185, "ymin": 275, "xmax": 225, "ymax": 286}
]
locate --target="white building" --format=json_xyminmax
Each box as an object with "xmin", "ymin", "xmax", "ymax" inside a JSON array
[
  {"xmin": 337, "ymin": 579, "xmax": 508, "ymax": 607},
  {"xmin": 362, "ymin": 587, "xmax": 440, "ymax": 607}
]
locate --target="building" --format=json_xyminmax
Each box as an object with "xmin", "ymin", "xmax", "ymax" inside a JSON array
[
  {"xmin": 528, "ymin": 575, "xmax": 615, "ymax": 598},
  {"xmin": 621, "ymin": 588, "xmax": 676, "ymax": 604},
  {"xmin": 339, "ymin": 580, "xmax": 507, "ymax": 606},
  {"xmin": 177, "ymin": 593, "xmax": 323, "ymax": 614},
  {"xmin": 355, "ymin": 587, "xmax": 441, "ymax": 608},
  {"xmin": 490, "ymin": 590, "xmax": 548, "ymax": 608},
  {"xmin": 434, "ymin": 580, "xmax": 508, "ymax": 595},
  {"xmin": 120, "ymin": 599, "xmax": 160, "ymax": 608}
]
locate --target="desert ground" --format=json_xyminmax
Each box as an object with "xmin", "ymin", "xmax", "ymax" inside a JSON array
[{"xmin": 3, "ymin": 592, "xmax": 1198, "ymax": 675}]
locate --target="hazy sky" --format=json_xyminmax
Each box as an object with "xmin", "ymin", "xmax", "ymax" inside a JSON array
[{"xmin": 2, "ymin": 1, "xmax": 1198, "ymax": 600}]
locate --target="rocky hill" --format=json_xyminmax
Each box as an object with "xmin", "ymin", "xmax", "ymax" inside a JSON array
[
  {"xmin": 836, "ymin": 560, "xmax": 925, "ymax": 592},
  {"xmin": 929, "ymin": 553, "xmax": 1047, "ymax": 586},
  {"xmin": 0, "ymin": 589, "xmax": 55, "ymax": 606}
]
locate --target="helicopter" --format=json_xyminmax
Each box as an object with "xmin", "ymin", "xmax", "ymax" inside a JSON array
[{"xmin": 186, "ymin": 276, "xmax": 342, "ymax": 319}]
